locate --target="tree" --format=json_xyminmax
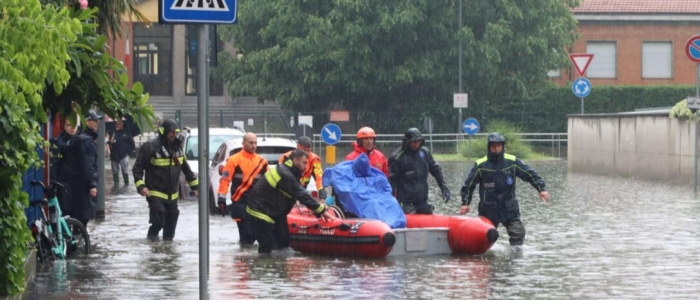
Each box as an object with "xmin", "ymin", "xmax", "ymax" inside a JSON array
[
  {"xmin": 42, "ymin": 0, "xmax": 149, "ymax": 37},
  {"xmin": 0, "ymin": 0, "xmax": 80, "ymax": 295},
  {"xmin": 1, "ymin": 0, "xmax": 152, "ymax": 295},
  {"xmin": 216, "ymin": 0, "xmax": 579, "ymax": 132}
]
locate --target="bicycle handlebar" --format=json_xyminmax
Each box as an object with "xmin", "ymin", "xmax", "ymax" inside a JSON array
[{"xmin": 30, "ymin": 180, "xmax": 46, "ymax": 189}]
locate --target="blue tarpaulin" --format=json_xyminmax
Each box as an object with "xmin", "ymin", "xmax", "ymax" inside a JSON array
[{"xmin": 322, "ymin": 153, "xmax": 406, "ymax": 228}]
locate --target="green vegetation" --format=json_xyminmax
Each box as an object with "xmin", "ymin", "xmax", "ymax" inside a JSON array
[
  {"xmin": 669, "ymin": 98, "xmax": 699, "ymax": 122},
  {"xmin": 455, "ymin": 120, "xmax": 550, "ymax": 160},
  {"xmin": 1, "ymin": 0, "xmax": 151, "ymax": 296},
  {"xmin": 216, "ymin": 0, "xmax": 580, "ymax": 133}
]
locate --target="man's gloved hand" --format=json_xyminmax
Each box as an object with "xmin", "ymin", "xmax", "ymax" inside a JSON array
[
  {"xmin": 217, "ymin": 196, "xmax": 227, "ymax": 216},
  {"xmin": 460, "ymin": 189, "xmax": 468, "ymax": 204},
  {"xmin": 318, "ymin": 188, "xmax": 327, "ymax": 200},
  {"xmin": 441, "ymin": 187, "xmax": 451, "ymax": 203}
]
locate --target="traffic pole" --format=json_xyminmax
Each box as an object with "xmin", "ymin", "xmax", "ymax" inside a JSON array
[{"xmin": 197, "ymin": 24, "xmax": 210, "ymax": 300}]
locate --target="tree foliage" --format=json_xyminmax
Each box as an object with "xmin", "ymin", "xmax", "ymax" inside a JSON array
[
  {"xmin": 1, "ymin": 0, "xmax": 152, "ymax": 296},
  {"xmin": 42, "ymin": 6, "xmax": 153, "ymax": 128},
  {"xmin": 0, "ymin": 0, "xmax": 80, "ymax": 295},
  {"xmin": 216, "ymin": 0, "xmax": 579, "ymax": 132},
  {"xmin": 42, "ymin": 0, "xmax": 149, "ymax": 37}
]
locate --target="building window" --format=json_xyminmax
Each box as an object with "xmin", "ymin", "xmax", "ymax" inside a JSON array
[
  {"xmin": 586, "ymin": 41, "xmax": 616, "ymax": 78},
  {"xmin": 133, "ymin": 24, "xmax": 173, "ymax": 96},
  {"xmin": 642, "ymin": 41, "xmax": 672, "ymax": 79},
  {"xmin": 185, "ymin": 25, "xmax": 224, "ymax": 96}
]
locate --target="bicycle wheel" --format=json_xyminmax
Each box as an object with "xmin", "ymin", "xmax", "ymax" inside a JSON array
[
  {"xmin": 64, "ymin": 218, "xmax": 90, "ymax": 256},
  {"xmin": 35, "ymin": 232, "xmax": 52, "ymax": 263}
]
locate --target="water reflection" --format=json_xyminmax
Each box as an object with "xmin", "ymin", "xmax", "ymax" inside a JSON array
[{"xmin": 24, "ymin": 161, "xmax": 700, "ymax": 299}]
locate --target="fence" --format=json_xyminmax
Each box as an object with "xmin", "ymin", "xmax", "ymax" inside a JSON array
[{"xmin": 135, "ymin": 132, "xmax": 567, "ymax": 160}]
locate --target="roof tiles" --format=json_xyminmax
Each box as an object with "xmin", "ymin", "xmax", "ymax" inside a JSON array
[{"xmin": 573, "ymin": 0, "xmax": 700, "ymax": 13}]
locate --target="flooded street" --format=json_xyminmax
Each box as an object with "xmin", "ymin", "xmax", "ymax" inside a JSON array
[{"xmin": 24, "ymin": 160, "xmax": 700, "ymax": 299}]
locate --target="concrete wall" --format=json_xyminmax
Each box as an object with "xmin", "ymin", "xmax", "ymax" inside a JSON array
[{"xmin": 568, "ymin": 112, "xmax": 695, "ymax": 184}]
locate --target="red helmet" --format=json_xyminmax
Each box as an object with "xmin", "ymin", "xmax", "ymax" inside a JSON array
[{"xmin": 356, "ymin": 127, "xmax": 376, "ymax": 139}]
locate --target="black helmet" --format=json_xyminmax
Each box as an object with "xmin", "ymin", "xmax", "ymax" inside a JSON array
[
  {"xmin": 404, "ymin": 127, "xmax": 425, "ymax": 143},
  {"xmin": 159, "ymin": 119, "xmax": 180, "ymax": 135},
  {"xmin": 487, "ymin": 132, "xmax": 506, "ymax": 145}
]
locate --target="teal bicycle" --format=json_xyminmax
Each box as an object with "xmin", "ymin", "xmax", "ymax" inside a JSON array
[{"xmin": 27, "ymin": 181, "xmax": 90, "ymax": 262}]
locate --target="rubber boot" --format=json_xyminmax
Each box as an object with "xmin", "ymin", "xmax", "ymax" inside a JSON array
[
  {"xmin": 162, "ymin": 208, "xmax": 180, "ymax": 241},
  {"xmin": 147, "ymin": 207, "xmax": 166, "ymax": 238},
  {"xmin": 123, "ymin": 174, "xmax": 129, "ymax": 186},
  {"xmin": 112, "ymin": 172, "xmax": 119, "ymax": 194}
]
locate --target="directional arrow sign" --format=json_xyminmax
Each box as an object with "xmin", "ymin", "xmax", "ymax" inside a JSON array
[
  {"xmin": 321, "ymin": 123, "xmax": 342, "ymax": 145},
  {"xmin": 572, "ymin": 77, "xmax": 592, "ymax": 98},
  {"xmin": 462, "ymin": 118, "xmax": 480, "ymax": 135},
  {"xmin": 569, "ymin": 54, "xmax": 594, "ymax": 77}
]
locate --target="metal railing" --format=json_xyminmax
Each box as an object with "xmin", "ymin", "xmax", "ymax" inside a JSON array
[{"xmin": 135, "ymin": 132, "xmax": 567, "ymax": 158}]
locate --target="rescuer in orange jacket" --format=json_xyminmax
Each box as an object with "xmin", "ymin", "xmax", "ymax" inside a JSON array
[
  {"xmin": 218, "ymin": 132, "xmax": 269, "ymax": 245},
  {"xmin": 278, "ymin": 136, "xmax": 326, "ymax": 200},
  {"xmin": 345, "ymin": 126, "xmax": 389, "ymax": 177}
]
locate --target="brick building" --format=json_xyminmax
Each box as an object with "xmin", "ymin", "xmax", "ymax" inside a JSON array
[{"xmin": 552, "ymin": 0, "xmax": 700, "ymax": 86}]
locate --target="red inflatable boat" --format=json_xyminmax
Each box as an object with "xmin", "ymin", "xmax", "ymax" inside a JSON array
[
  {"xmin": 287, "ymin": 205, "xmax": 498, "ymax": 258},
  {"xmin": 287, "ymin": 206, "xmax": 396, "ymax": 258}
]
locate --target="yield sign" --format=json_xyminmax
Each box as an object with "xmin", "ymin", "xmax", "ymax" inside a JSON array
[{"xmin": 569, "ymin": 54, "xmax": 594, "ymax": 77}]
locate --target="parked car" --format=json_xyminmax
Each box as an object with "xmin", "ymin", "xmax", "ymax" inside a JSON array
[
  {"xmin": 179, "ymin": 127, "xmax": 245, "ymax": 200},
  {"xmin": 207, "ymin": 137, "xmax": 318, "ymax": 215}
]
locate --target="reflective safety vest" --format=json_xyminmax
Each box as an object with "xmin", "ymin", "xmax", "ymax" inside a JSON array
[
  {"xmin": 218, "ymin": 150, "xmax": 268, "ymax": 201},
  {"xmin": 279, "ymin": 150, "xmax": 323, "ymax": 190}
]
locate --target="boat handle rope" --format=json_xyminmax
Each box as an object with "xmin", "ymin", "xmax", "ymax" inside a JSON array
[{"xmin": 290, "ymin": 222, "xmax": 356, "ymax": 232}]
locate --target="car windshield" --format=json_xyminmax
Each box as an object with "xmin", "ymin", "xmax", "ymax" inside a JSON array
[
  {"xmin": 185, "ymin": 135, "xmax": 238, "ymax": 160},
  {"xmin": 230, "ymin": 146, "xmax": 296, "ymax": 164}
]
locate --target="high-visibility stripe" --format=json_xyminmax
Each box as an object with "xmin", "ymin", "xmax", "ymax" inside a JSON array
[
  {"xmin": 231, "ymin": 158, "xmax": 266, "ymax": 201},
  {"xmin": 504, "ymin": 153, "xmax": 516, "ymax": 161},
  {"xmin": 150, "ymin": 190, "xmax": 179, "ymax": 201},
  {"xmin": 246, "ymin": 206, "xmax": 275, "ymax": 223},
  {"xmin": 476, "ymin": 156, "xmax": 488, "ymax": 165},
  {"xmin": 135, "ymin": 180, "xmax": 145, "ymax": 187},
  {"xmin": 265, "ymin": 169, "xmax": 282, "ymax": 188},
  {"xmin": 264, "ymin": 168, "xmax": 292, "ymax": 198},
  {"xmin": 150, "ymin": 157, "xmax": 184, "ymax": 166},
  {"xmin": 188, "ymin": 179, "xmax": 199, "ymax": 186},
  {"xmin": 312, "ymin": 203, "xmax": 326, "ymax": 214}
]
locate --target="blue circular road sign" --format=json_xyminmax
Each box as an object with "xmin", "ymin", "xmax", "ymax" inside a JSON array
[
  {"xmin": 572, "ymin": 77, "xmax": 592, "ymax": 98},
  {"xmin": 686, "ymin": 36, "xmax": 700, "ymax": 63},
  {"xmin": 321, "ymin": 123, "xmax": 342, "ymax": 145},
  {"xmin": 462, "ymin": 118, "xmax": 480, "ymax": 135}
]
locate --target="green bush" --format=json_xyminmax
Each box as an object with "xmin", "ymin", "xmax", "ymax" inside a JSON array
[
  {"xmin": 457, "ymin": 119, "xmax": 541, "ymax": 159},
  {"xmin": 669, "ymin": 98, "xmax": 700, "ymax": 122}
]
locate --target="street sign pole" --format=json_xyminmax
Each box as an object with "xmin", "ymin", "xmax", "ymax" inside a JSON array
[
  {"xmin": 160, "ymin": 1, "xmax": 237, "ymax": 297},
  {"xmin": 687, "ymin": 36, "xmax": 700, "ymax": 193},
  {"xmin": 457, "ymin": 0, "xmax": 464, "ymax": 139},
  {"xmin": 196, "ymin": 24, "xmax": 209, "ymax": 300},
  {"xmin": 686, "ymin": 63, "xmax": 700, "ymax": 195},
  {"xmin": 581, "ymin": 97, "xmax": 584, "ymax": 114}
]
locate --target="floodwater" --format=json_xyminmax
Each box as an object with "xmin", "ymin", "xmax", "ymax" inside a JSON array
[{"xmin": 24, "ymin": 160, "xmax": 700, "ymax": 299}]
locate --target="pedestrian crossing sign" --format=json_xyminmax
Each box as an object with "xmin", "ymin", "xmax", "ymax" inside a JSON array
[{"xmin": 160, "ymin": 0, "xmax": 237, "ymax": 24}]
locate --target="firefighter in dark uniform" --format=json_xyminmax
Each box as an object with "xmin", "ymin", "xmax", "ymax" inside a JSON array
[
  {"xmin": 218, "ymin": 132, "xmax": 268, "ymax": 245},
  {"xmin": 459, "ymin": 132, "xmax": 550, "ymax": 246},
  {"xmin": 246, "ymin": 149, "xmax": 336, "ymax": 254},
  {"xmin": 133, "ymin": 119, "xmax": 199, "ymax": 240},
  {"xmin": 388, "ymin": 128, "xmax": 450, "ymax": 214}
]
